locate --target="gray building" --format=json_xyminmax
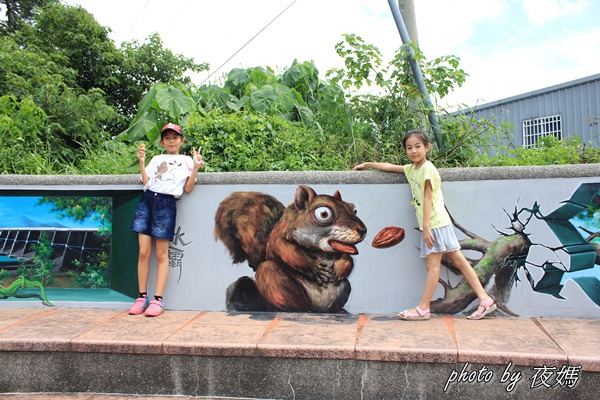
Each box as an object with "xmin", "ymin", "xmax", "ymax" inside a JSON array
[{"xmin": 455, "ymin": 73, "xmax": 600, "ymax": 149}]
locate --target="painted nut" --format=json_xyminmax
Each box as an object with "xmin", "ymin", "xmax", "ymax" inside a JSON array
[{"xmin": 372, "ymin": 226, "xmax": 405, "ymax": 248}]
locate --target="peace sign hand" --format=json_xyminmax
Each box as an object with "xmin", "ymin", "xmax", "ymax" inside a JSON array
[{"xmin": 191, "ymin": 146, "xmax": 205, "ymax": 169}]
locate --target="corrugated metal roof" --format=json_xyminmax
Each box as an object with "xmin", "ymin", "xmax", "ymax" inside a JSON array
[
  {"xmin": 449, "ymin": 73, "xmax": 600, "ymax": 148},
  {"xmin": 469, "ymin": 73, "xmax": 600, "ymax": 113}
]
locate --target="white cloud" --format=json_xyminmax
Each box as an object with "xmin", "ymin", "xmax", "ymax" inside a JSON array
[
  {"xmin": 59, "ymin": 0, "xmax": 600, "ymax": 108},
  {"xmin": 520, "ymin": 0, "xmax": 589, "ymax": 25},
  {"xmin": 414, "ymin": 0, "xmax": 509, "ymax": 57},
  {"xmin": 439, "ymin": 27, "xmax": 600, "ymax": 108}
]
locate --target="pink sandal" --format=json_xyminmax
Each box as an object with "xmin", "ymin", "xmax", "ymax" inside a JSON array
[
  {"xmin": 467, "ymin": 296, "xmax": 496, "ymax": 320},
  {"xmin": 397, "ymin": 306, "xmax": 430, "ymax": 321}
]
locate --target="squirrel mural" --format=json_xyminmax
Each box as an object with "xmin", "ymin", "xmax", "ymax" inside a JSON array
[{"xmin": 214, "ymin": 185, "xmax": 368, "ymax": 313}]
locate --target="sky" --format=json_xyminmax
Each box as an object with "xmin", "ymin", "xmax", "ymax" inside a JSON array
[
  {"xmin": 0, "ymin": 197, "xmax": 99, "ymax": 228},
  {"xmin": 57, "ymin": 0, "xmax": 600, "ymax": 109}
]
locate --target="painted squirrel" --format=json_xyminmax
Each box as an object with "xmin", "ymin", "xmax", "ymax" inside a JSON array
[{"xmin": 214, "ymin": 185, "xmax": 368, "ymax": 312}]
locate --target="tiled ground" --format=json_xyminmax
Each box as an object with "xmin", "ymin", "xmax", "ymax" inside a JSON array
[
  {"xmin": 0, "ymin": 308, "xmax": 599, "ymax": 399},
  {"xmin": 0, "ymin": 395, "xmax": 244, "ymax": 400},
  {"xmin": 1, "ymin": 308, "xmax": 599, "ymax": 370}
]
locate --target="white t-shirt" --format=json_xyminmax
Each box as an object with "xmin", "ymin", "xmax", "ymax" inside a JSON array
[{"xmin": 143, "ymin": 154, "xmax": 194, "ymax": 198}]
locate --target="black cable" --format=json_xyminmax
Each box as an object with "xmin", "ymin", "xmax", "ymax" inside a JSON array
[
  {"xmin": 200, "ymin": 0, "xmax": 297, "ymax": 85},
  {"xmin": 126, "ymin": 0, "xmax": 153, "ymax": 40}
]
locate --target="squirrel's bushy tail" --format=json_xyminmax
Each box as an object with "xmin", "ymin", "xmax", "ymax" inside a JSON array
[{"xmin": 214, "ymin": 191, "xmax": 285, "ymax": 271}]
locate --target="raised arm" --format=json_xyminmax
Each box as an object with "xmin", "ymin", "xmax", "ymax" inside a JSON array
[
  {"xmin": 137, "ymin": 144, "xmax": 149, "ymax": 186},
  {"xmin": 353, "ymin": 162, "xmax": 404, "ymax": 173},
  {"xmin": 184, "ymin": 146, "xmax": 205, "ymax": 193}
]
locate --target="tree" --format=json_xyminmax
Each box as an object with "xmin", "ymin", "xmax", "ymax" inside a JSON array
[
  {"xmin": 38, "ymin": 196, "xmax": 112, "ymax": 237},
  {"xmin": 0, "ymin": 34, "xmax": 118, "ymax": 172},
  {"xmin": 24, "ymin": 2, "xmax": 121, "ymax": 93},
  {"xmin": 14, "ymin": 3, "xmax": 208, "ymax": 132},
  {"xmin": 114, "ymin": 33, "xmax": 208, "ymax": 119},
  {"xmin": 0, "ymin": 0, "xmax": 56, "ymax": 32},
  {"xmin": 1, "ymin": 1, "xmax": 210, "ymax": 169}
]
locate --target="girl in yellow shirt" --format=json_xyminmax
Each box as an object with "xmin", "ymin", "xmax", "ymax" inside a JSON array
[{"xmin": 354, "ymin": 130, "xmax": 496, "ymax": 320}]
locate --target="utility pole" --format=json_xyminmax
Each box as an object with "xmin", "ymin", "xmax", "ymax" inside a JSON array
[
  {"xmin": 398, "ymin": 0, "xmax": 418, "ymax": 43},
  {"xmin": 389, "ymin": 0, "xmax": 443, "ymax": 149}
]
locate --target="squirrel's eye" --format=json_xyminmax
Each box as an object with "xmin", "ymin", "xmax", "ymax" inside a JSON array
[
  {"xmin": 353, "ymin": 207, "xmax": 357, "ymax": 215},
  {"xmin": 314, "ymin": 206, "xmax": 334, "ymax": 224}
]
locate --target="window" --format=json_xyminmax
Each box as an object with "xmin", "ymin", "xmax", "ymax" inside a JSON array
[{"xmin": 522, "ymin": 114, "xmax": 562, "ymax": 148}]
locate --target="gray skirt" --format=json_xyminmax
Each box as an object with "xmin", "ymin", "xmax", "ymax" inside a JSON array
[{"xmin": 420, "ymin": 224, "xmax": 461, "ymax": 258}]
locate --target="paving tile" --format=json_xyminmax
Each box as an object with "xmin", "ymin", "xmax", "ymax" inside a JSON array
[
  {"xmin": 0, "ymin": 309, "xmax": 122, "ymax": 352},
  {"xmin": 0, "ymin": 395, "xmax": 193, "ymax": 400},
  {"xmin": 90, "ymin": 396, "xmax": 193, "ymax": 400},
  {"xmin": 163, "ymin": 311, "xmax": 275, "ymax": 357},
  {"xmin": 537, "ymin": 318, "xmax": 600, "ymax": 372},
  {"xmin": 0, "ymin": 308, "xmax": 53, "ymax": 329},
  {"xmin": 256, "ymin": 312, "xmax": 359, "ymax": 359},
  {"xmin": 70, "ymin": 310, "xmax": 199, "ymax": 354},
  {"xmin": 0, "ymin": 395, "xmax": 94, "ymax": 400},
  {"xmin": 453, "ymin": 317, "xmax": 568, "ymax": 367},
  {"xmin": 0, "ymin": 308, "xmax": 598, "ymax": 377},
  {"xmin": 355, "ymin": 315, "xmax": 457, "ymax": 363}
]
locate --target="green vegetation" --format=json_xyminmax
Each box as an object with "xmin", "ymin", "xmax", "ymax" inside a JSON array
[
  {"xmin": 70, "ymin": 251, "xmax": 109, "ymax": 288},
  {"xmin": 477, "ymin": 135, "xmax": 600, "ymax": 166},
  {"xmin": 1, "ymin": 0, "xmax": 597, "ymax": 175},
  {"xmin": 17, "ymin": 232, "xmax": 55, "ymax": 286},
  {"xmin": 0, "ymin": 1, "xmax": 205, "ymax": 174}
]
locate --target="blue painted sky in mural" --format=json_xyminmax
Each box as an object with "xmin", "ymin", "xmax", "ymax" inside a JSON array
[{"xmin": 0, "ymin": 197, "xmax": 99, "ymax": 229}]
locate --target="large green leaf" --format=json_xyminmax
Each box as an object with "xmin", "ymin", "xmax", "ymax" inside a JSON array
[
  {"xmin": 296, "ymin": 104, "xmax": 315, "ymax": 121},
  {"xmin": 118, "ymin": 111, "xmax": 158, "ymax": 141},
  {"xmin": 291, "ymin": 88, "xmax": 308, "ymax": 107},
  {"xmin": 282, "ymin": 60, "xmax": 319, "ymax": 93},
  {"xmin": 273, "ymin": 84, "xmax": 297, "ymax": 113},
  {"xmin": 250, "ymin": 86, "xmax": 277, "ymax": 114},
  {"xmin": 156, "ymin": 87, "xmax": 193, "ymax": 119},
  {"xmin": 198, "ymin": 85, "xmax": 231, "ymax": 110},
  {"xmin": 282, "ymin": 65, "xmax": 302, "ymax": 87},
  {"xmin": 248, "ymin": 66, "xmax": 274, "ymax": 87},
  {"xmin": 135, "ymin": 84, "xmax": 161, "ymax": 119},
  {"xmin": 227, "ymin": 68, "xmax": 250, "ymax": 87},
  {"xmin": 227, "ymin": 95, "xmax": 250, "ymax": 112}
]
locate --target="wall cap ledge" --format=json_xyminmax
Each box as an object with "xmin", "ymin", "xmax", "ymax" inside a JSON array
[{"xmin": 0, "ymin": 164, "xmax": 598, "ymax": 188}]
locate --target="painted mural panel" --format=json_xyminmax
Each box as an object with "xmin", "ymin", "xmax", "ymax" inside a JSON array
[
  {"xmin": 438, "ymin": 179, "xmax": 600, "ymax": 318},
  {"xmin": 0, "ymin": 196, "xmax": 111, "ymax": 305},
  {"xmin": 199, "ymin": 179, "xmax": 600, "ymax": 317},
  {"xmin": 1, "ymin": 174, "xmax": 598, "ymax": 318},
  {"xmin": 212, "ymin": 185, "xmax": 408, "ymax": 313}
]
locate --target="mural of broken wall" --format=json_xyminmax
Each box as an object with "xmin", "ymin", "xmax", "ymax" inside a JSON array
[{"xmin": 211, "ymin": 180, "xmax": 600, "ymax": 317}]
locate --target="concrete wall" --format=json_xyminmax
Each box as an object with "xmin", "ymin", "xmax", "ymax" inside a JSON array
[{"xmin": 1, "ymin": 164, "xmax": 599, "ymax": 318}]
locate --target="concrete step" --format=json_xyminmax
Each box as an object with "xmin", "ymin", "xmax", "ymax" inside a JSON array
[
  {"xmin": 0, "ymin": 309, "xmax": 598, "ymax": 399},
  {"xmin": 0, "ymin": 395, "xmax": 260, "ymax": 400}
]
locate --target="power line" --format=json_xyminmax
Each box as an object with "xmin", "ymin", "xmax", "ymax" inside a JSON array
[
  {"xmin": 126, "ymin": 0, "xmax": 152, "ymax": 40},
  {"xmin": 200, "ymin": 0, "xmax": 297, "ymax": 85},
  {"xmin": 164, "ymin": 0, "xmax": 193, "ymax": 32}
]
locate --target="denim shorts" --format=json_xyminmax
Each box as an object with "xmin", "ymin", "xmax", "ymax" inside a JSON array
[{"xmin": 130, "ymin": 190, "xmax": 177, "ymax": 240}]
